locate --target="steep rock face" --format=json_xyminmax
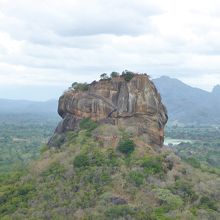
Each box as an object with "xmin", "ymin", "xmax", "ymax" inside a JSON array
[{"xmin": 49, "ymin": 74, "xmax": 168, "ymax": 147}]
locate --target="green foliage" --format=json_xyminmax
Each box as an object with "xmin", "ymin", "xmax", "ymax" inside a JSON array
[
  {"xmin": 1, "ymin": 119, "xmax": 220, "ymax": 219},
  {"xmin": 41, "ymin": 162, "xmax": 65, "ymax": 178},
  {"xmin": 105, "ymin": 205, "xmax": 135, "ymax": 219},
  {"xmin": 16, "ymin": 183, "xmax": 34, "ymax": 196},
  {"xmin": 185, "ymin": 157, "xmax": 201, "ymax": 168},
  {"xmin": 73, "ymin": 154, "xmax": 90, "ymax": 168},
  {"xmin": 66, "ymin": 131, "xmax": 78, "ymax": 142},
  {"xmin": 153, "ymin": 207, "xmax": 174, "ymax": 220},
  {"xmin": 110, "ymin": 71, "xmax": 119, "ymax": 78},
  {"xmin": 0, "ymin": 174, "xmax": 35, "ymax": 217},
  {"xmin": 73, "ymin": 150, "xmax": 106, "ymax": 169},
  {"xmin": 40, "ymin": 144, "xmax": 48, "ymax": 154},
  {"xmin": 106, "ymin": 148, "xmax": 119, "ymax": 166},
  {"xmin": 153, "ymin": 188, "xmax": 184, "ymax": 211},
  {"xmin": 199, "ymin": 196, "xmax": 217, "ymax": 211},
  {"xmin": 166, "ymin": 126, "xmax": 220, "ymax": 172},
  {"xmin": 128, "ymin": 171, "xmax": 144, "ymax": 186},
  {"xmin": 141, "ymin": 156, "xmax": 163, "ymax": 174},
  {"xmin": 79, "ymin": 118, "xmax": 98, "ymax": 131},
  {"xmin": 71, "ymin": 82, "xmax": 89, "ymax": 91},
  {"xmin": 121, "ymin": 70, "xmax": 135, "ymax": 81},
  {"xmin": 100, "ymin": 73, "xmax": 110, "ymax": 80},
  {"xmin": 105, "ymin": 205, "xmax": 158, "ymax": 220},
  {"xmin": 117, "ymin": 138, "xmax": 135, "ymax": 155},
  {"xmin": 169, "ymin": 180, "xmax": 198, "ymax": 202},
  {"xmin": 0, "ymin": 114, "xmax": 58, "ymax": 173}
]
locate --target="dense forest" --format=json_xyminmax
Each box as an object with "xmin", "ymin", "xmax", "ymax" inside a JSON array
[
  {"xmin": 166, "ymin": 126, "xmax": 220, "ymax": 174},
  {"xmin": 0, "ymin": 114, "xmax": 58, "ymax": 173}
]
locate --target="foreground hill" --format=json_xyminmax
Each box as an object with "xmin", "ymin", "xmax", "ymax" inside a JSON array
[
  {"xmin": 1, "ymin": 122, "xmax": 220, "ymax": 219},
  {"xmin": 153, "ymin": 76, "xmax": 220, "ymax": 125}
]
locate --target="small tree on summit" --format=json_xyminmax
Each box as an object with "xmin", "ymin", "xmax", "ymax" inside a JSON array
[
  {"xmin": 71, "ymin": 82, "xmax": 78, "ymax": 89},
  {"xmin": 70, "ymin": 82, "xmax": 89, "ymax": 91},
  {"xmin": 110, "ymin": 72, "xmax": 119, "ymax": 78},
  {"xmin": 122, "ymin": 70, "xmax": 135, "ymax": 81},
  {"xmin": 100, "ymin": 73, "xmax": 109, "ymax": 80}
]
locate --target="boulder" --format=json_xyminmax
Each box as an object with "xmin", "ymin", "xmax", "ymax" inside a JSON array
[{"xmin": 49, "ymin": 73, "xmax": 168, "ymax": 148}]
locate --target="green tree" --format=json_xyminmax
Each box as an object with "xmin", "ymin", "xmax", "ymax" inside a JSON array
[
  {"xmin": 117, "ymin": 139, "xmax": 135, "ymax": 155},
  {"xmin": 100, "ymin": 73, "xmax": 109, "ymax": 80},
  {"xmin": 110, "ymin": 72, "xmax": 119, "ymax": 78},
  {"xmin": 121, "ymin": 70, "xmax": 135, "ymax": 81}
]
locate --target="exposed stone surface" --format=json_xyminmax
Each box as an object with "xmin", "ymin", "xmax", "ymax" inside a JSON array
[{"xmin": 48, "ymin": 74, "xmax": 168, "ymax": 148}]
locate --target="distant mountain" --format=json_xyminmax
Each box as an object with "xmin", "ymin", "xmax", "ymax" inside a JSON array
[
  {"xmin": 153, "ymin": 76, "xmax": 220, "ymax": 125},
  {"xmin": 212, "ymin": 85, "xmax": 220, "ymax": 97},
  {"xmin": 0, "ymin": 99, "xmax": 58, "ymax": 115},
  {"xmin": 1, "ymin": 76, "xmax": 219, "ymax": 125}
]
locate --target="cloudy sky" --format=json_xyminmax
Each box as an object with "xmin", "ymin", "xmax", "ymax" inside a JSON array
[{"xmin": 1, "ymin": 0, "xmax": 220, "ymax": 100}]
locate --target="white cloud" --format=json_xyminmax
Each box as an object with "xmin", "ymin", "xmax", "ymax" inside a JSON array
[
  {"xmin": 180, "ymin": 74, "xmax": 220, "ymax": 91},
  {"xmin": 0, "ymin": 0, "xmax": 220, "ymax": 100}
]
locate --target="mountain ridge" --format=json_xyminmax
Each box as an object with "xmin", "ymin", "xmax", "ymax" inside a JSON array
[
  {"xmin": 0, "ymin": 98, "xmax": 57, "ymax": 115},
  {"xmin": 0, "ymin": 76, "xmax": 219, "ymax": 124},
  {"xmin": 153, "ymin": 76, "xmax": 220, "ymax": 124}
]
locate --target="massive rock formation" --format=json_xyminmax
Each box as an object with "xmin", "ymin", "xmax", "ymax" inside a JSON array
[{"xmin": 49, "ymin": 73, "xmax": 168, "ymax": 148}]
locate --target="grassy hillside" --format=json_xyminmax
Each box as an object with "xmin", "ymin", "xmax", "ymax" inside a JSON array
[{"xmin": 1, "ymin": 121, "xmax": 220, "ymax": 220}]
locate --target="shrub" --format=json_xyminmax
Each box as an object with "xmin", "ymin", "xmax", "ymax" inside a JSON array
[
  {"xmin": 105, "ymin": 205, "xmax": 134, "ymax": 219},
  {"xmin": 153, "ymin": 188, "xmax": 184, "ymax": 211},
  {"xmin": 71, "ymin": 82, "xmax": 89, "ymax": 91},
  {"xmin": 185, "ymin": 158, "xmax": 201, "ymax": 169},
  {"xmin": 75, "ymin": 189, "xmax": 98, "ymax": 209},
  {"xmin": 121, "ymin": 70, "xmax": 135, "ymax": 81},
  {"xmin": 73, "ymin": 154, "xmax": 90, "ymax": 168},
  {"xmin": 141, "ymin": 157, "xmax": 163, "ymax": 174},
  {"xmin": 117, "ymin": 139, "xmax": 135, "ymax": 155},
  {"xmin": 128, "ymin": 171, "xmax": 144, "ymax": 186},
  {"xmin": 0, "ymin": 181, "xmax": 35, "ymax": 216},
  {"xmin": 100, "ymin": 73, "xmax": 109, "ymax": 80},
  {"xmin": 106, "ymin": 148, "xmax": 119, "ymax": 166},
  {"xmin": 16, "ymin": 183, "xmax": 34, "ymax": 196},
  {"xmin": 42, "ymin": 162, "xmax": 65, "ymax": 177},
  {"xmin": 170, "ymin": 180, "xmax": 198, "ymax": 202},
  {"xmin": 81, "ymin": 167, "xmax": 111, "ymax": 190},
  {"xmin": 90, "ymin": 151, "xmax": 105, "ymax": 166},
  {"xmin": 199, "ymin": 196, "xmax": 217, "ymax": 211},
  {"xmin": 66, "ymin": 131, "xmax": 78, "ymax": 142},
  {"xmin": 40, "ymin": 145, "xmax": 48, "ymax": 154},
  {"xmin": 79, "ymin": 118, "xmax": 98, "ymax": 131},
  {"xmin": 73, "ymin": 150, "xmax": 105, "ymax": 168},
  {"xmin": 110, "ymin": 72, "xmax": 119, "ymax": 78},
  {"xmin": 153, "ymin": 207, "xmax": 174, "ymax": 220}
]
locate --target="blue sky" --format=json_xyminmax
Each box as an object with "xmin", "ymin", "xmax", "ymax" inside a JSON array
[{"xmin": 0, "ymin": 0, "xmax": 220, "ymax": 100}]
